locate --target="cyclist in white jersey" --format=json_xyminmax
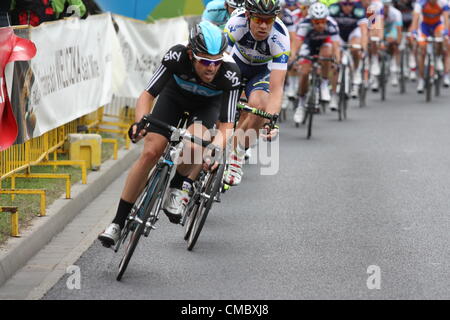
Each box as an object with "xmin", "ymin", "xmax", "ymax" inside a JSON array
[
  {"xmin": 223, "ymin": 0, "xmax": 290, "ymax": 186},
  {"xmin": 382, "ymin": 0, "xmax": 403, "ymax": 86},
  {"xmin": 281, "ymin": 0, "xmax": 316, "ymax": 108}
]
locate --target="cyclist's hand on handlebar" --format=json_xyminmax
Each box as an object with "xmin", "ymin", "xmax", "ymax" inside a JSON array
[
  {"xmin": 128, "ymin": 121, "xmax": 147, "ymax": 143},
  {"xmin": 260, "ymin": 123, "xmax": 279, "ymax": 142}
]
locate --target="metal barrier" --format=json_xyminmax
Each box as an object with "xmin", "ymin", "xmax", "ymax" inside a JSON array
[{"xmin": 0, "ymin": 106, "xmax": 133, "ymax": 239}]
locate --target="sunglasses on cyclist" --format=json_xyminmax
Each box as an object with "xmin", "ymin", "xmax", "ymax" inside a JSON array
[
  {"xmin": 340, "ymin": 1, "xmax": 355, "ymax": 6},
  {"xmin": 250, "ymin": 15, "xmax": 276, "ymax": 25},
  {"xmin": 311, "ymin": 18, "xmax": 327, "ymax": 25},
  {"xmin": 192, "ymin": 52, "xmax": 223, "ymax": 67}
]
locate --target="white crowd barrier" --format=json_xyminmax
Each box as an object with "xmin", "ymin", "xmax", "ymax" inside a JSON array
[{"xmin": 4, "ymin": 13, "xmax": 192, "ymax": 145}]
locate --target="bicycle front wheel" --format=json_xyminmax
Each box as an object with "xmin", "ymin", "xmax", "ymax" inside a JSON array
[
  {"xmin": 116, "ymin": 165, "xmax": 169, "ymax": 281},
  {"xmin": 187, "ymin": 164, "xmax": 225, "ymax": 251}
]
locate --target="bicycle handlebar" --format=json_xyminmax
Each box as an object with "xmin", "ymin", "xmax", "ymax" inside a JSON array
[
  {"xmin": 341, "ymin": 43, "xmax": 362, "ymax": 50},
  {"xmin": 131, "ymin": 114, "xmax": 212, "ymax": 148},
  {"xmin": 237, "ymin": 103, "xmax": 278, "ymax": 122},
  {"xmin": 298, "ymin": 55, "xmax": 335, "ymax": 63}
]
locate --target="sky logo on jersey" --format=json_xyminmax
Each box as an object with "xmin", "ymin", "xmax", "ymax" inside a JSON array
[
  {"xmin": 225, "ymin": 70, "xmax": 241, "ymax": 87},
  {"xmin": 164, "ymin": 51, "xmax": 182, "ymax": 62},
  {"xmin": 173, "ymin": 75, "xmax": 223, "ymax": 96}
]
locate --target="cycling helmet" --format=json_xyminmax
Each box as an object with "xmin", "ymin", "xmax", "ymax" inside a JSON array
[
  {"xmin": 188, "ymin": 21, "xmax": 227, "ymax": 55},
  {"xmin": 245, "ymin": 0, "xmax": 282, "ymax": 16},
  {"xmin": 283, "ymin": 0, "xmax": 298, "ymax": 6},
  {"xmin": 381, "ymin": 0, "xmax": 392, "ymax": 4},
  {"xmin": 226, "ymin": 0, "xmax": 246, "ymax": 8},
  {"xmin": 299, "ymin": 0, "xmax": 315, "ymax": 6},
  {"xmin": 309, "ymin": 2, "xmax": 329, "ymax": 19}
]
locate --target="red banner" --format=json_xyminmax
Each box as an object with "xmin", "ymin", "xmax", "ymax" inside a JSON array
[{"xmin": 0, "ymin": 27, "xmax": 37, "ymax": 151}]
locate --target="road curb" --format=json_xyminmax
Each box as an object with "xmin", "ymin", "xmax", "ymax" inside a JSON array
[{"xmin": 0, "ymin": 144, "xmax": 143, "ymax": 288}]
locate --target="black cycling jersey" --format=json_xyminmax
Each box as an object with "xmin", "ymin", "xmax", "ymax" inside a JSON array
[
  {"xmin": 329, "ymin": 2, "xmax": 367, "ymax": 42},
  {"xmin": 146, "ymin": 44, "xmax": 242, "ymax": 124},
  {"xmin": 393, "ymin": 0, "xmax": 415, "ymax": 13},
  {"xmin": 393, "ymin": 0, "xmax": 414, "ymax": 28},
  {"xmin": 297, "ymin": 17, "xmax": 340, "ymax": 49}
]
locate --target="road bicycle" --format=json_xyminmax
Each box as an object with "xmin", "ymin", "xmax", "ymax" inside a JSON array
[
  {"xmin": 423, "ymin": 36, "xmax": 444, "ymax": 102},
  {"xmin": 299, "ymin": 55, "xmax": 334, "ymax": 138},
  {"xmin": 337, "ymin": 43, "xmax": 363, "ymax": 119},
  {"xmin": 114, "ymin": 114, "xmax": 211, "ymax": 281}
]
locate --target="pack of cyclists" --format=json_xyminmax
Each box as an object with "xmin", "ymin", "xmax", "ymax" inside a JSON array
[{"xmin": 98, "ymin": 0, "xmax": 450, "ymax": 251}]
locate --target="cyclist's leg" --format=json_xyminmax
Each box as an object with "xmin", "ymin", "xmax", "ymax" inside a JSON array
[
  {"xmin": 445, "ymin": 35, "xmax": 450, "ymax": 86},
  {"xmin": 224, "ymin": 73, "xmax": 270, "ymax": 186},
  {"xmin": 100, "ymin": 87, "xmax": 182, "ymax": 240},
  {"xmin": 164, "ymin": 98, "xmax": 223, "ymax": 220},
  {"xmin": 416, "ymin": 23, "xmax": 429, "ymax": 91},
  {"xmin": 293, "ymin": 57, "xmax": 312, "ymax": 122},
  {"xmin": 319, "ymin": 43, "xmax": 332, "ymax": 102},
  {"xmin": 349, "ymin": 28, "xmax": 362, "ymax": 73},
  {"xmin": 433, "ymin": 23, "xmax": 445, "ymax": 71}
]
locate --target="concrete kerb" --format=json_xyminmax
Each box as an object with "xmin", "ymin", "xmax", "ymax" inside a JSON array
[{"xmin": 0, "ymin": 143, "xmax": 143, "ymax": 288}]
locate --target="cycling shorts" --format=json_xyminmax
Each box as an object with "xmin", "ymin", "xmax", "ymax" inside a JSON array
[
  {"xmin": 338, "ymin": 27, "xmax": 362, "ymax": 45},
  {"xmin": 419, "ymin": 21, "xmax": 444, "ymax": 37},
  {"xmin": 234, "ymin": 56, "xmax": 271, "ymax": 98},
  {"xmin": 147, "ymin": 80, "xmax": 222, "ymax": 140},
  {"xmin": 298, "ymin": 42, "xmax": 332, "ymax": 64}
]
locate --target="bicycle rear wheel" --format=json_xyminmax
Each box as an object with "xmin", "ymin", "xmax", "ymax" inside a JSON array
[
  {"xmin": 338, "ymin": 65, "xmax": 346, "ymax": 120},
  {"xmin": 380, "ymin": 55, "xmax": 386, "ymax": 101},
  {"xmin": 187, "ymin": 164, "xmax": 225, "ymax": 251},
  {"xmin": 116, "ymin": 165, "xmax": 169, "ymax": 281},
  {"xmin": 306, "ymin": 108, "xmax": 314, "ymax": 139},
  {"xmin": 400, "ymin": 50, "xmax": 406, "ymax": 94},
  {"xmin": 425, "ymin": 54, "xmax": 432, "ymax": 102},
  {"xmin": 435, "ymin": 70, "xmax": 441, "ymax": 97}
]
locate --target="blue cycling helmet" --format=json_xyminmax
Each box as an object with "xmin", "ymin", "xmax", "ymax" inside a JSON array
[{"xmin": 189, "ymin": 21, "xmax": 227, "ymax": 55}]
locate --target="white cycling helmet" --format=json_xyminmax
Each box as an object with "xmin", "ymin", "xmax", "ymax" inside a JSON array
[
  {"xmin": 309, "ymin": 2, "xmax": 329, "ymax": 20},
  {"xmin": 299, "ymin": 0, "xmax": 315, "ymax": 6},
  {"xmin": 381, "ymin": 0, "xmax": 392, "ymax": 4}
]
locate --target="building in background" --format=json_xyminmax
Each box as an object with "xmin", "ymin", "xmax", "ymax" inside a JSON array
[{"xmin": 95, "ymin": 0, "xmax": 214, "ymax": 21}]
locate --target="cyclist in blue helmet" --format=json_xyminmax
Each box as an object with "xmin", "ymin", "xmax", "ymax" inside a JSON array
[
  {"xmin": 98, "ymin": 22, "xmax": 242, "ymax": 245},
  {"xmin": 202, "ymin": 0, "xmax": 246, "ymax": 30}
]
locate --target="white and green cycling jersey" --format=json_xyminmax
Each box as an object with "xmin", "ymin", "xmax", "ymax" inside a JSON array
[{"xmin": 224, "ymin": 10, "xmax": 291, "ymax": 70}]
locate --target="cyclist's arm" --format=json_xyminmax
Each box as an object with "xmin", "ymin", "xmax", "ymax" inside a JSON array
[
  {"xmin": 409, "ymin": 4, "xmax": 421, "ymax": 33},
  {"xmin": 443, "ymin": 10, "xmax": 449, "ymax": 34},
  {"xmin": 212, "ymin": 122, "xmax": 234, "ymax": 150},
  {"xmin": 360, "ymin": 22, "xmax": 369, "ymax": 52},
  {"xmin": 135, "ymin": 91, "xmax": 156, "ymax": 123},
  {"xmin": 267, "ymin": 69, "xmax": 287, "ymax": 115},
  {"xmin": 396, "ymin": 25, "xmax": 403, "ymax": 44},
  {"xmin": 290, "ymin": 36, "xmax": 303, "ymax": 62},
  {"xmin": 332, "ymin": 39, "xmax": 341, "ymax": 63}
]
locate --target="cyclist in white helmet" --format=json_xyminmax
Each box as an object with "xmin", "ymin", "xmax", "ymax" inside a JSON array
[{"xmin": 291, "ymin": 1, "xmax": 341, "ymax": 122}]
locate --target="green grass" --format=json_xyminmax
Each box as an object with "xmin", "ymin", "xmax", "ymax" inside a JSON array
[
  {"xmin": 147, "ymin": 0, "xmax": 205, "ymax": 21},
  {"xmin": 0, "ymin": 132, "xmax": 126, "ymax": 245}
]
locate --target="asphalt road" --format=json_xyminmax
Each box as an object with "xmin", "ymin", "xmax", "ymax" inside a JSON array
[{"xmin": 42, "ymin": 83, "xmax": 450, "ymax": 300}]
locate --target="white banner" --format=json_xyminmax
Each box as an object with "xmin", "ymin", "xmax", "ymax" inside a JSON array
[
  {"xmin": 28, "ymin": 13, "xmax": 115, "ymax": 137},
  {"xmin": 112, "ymin": 15, "xmax": 189, "ymax": 99}
]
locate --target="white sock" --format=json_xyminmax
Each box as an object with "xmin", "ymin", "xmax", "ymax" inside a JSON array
[{"xmin": 236, "ymin": 143, "xmax": 246, "ymax": 157}]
